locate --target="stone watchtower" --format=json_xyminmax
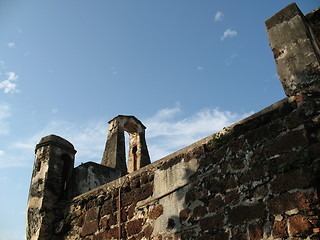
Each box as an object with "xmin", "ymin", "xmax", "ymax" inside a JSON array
[
  {"xmin": 101, "ymin": 115, "xmax": 151, "ymax": 174},
  {"xmin": 26, "ymin": 135, "xmax": 76, "ymax": 240}
]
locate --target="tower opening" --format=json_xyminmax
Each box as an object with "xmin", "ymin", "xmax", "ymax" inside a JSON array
[{"xmin": 60, "ymin": 154, "xmax": 73, "ymax": 200}]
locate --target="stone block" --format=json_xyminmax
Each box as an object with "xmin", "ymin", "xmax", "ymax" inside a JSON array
[
  {"xmin": 81, "ymin": 220, "xmax": 99, "ymax": 237},
  {"xmin": 99, "ymin": 216, "xmax": 108, "ymax": 230},
  {"xmin": 267, "ymin": 129, "xmax": 308, "ymax": 156},
  {"xmin": 208, "ymin": 195, "xmax": 224, "ymax": 213},
  {"xmin": 239, "ymin": 165, "xmax": 267, "ymax": 184},
  {"xmin": 127, "ymin": 203, "xmax": 136, "ymax": 220},
  {"xmin": 267, "ymin": 191, "xmax": 317, "ymax": 215},
  {"xmin": 122, "ymin": 182, "xmax": 153, "ymax": 207},
  {"xmin": 231, "ymin": 228, "xmax": 247, "ymax": 240},
  {"xmin": 143, "ymin": 224, "xmax": 153, "ymax": 238},
  {"xmin": 192, "ymin": 205, "xmax": 207, "ymax": 218},
  {"xmin": 179, "ymin": 208, "xmax": 190, "ymax": 221},
  {"xmin": 225, "ymin": 189, "xmax": 240, "ymax": 206},
  {"xmin": 213, "ymin": 231, "xmax": 229, "ymax": 240},
  {"xmin": 149, "ymin": 204, "xmax": 163, "ymax": 220},
  {"xmin": 230, "ymin": 158, "xmax": 245, "ymax": 170},
  {"xmin": 108, "ymin": 214, "xmax": 117, "ymax": 226},
  {"xmin": 126, "ymin": 218, "xmax": 143, "ymax": 236},
  {"xmin": 248, "ymin": 223, "xmax": 263, "ymax": 240},
  {"xmin": 100, "ymin": 200, "xmax": 116, "ymax": 216},
  {"xmin": 288, "ymin": 214, "xmax": 312, "ymax": 236},
  {"xmin": 229, "ymin": 203, "xmax": 266, "ymax": 225},
  {"xmin": 199, "ymin": 214, "xmax": 224, "ymax": 231},
  {"xmin": 272, "ymin": 219, "xmax": 288, "ymax": 238},
  {"xmin": 85, "ymin": 207, "xmax": 100, "ymax": 222},
  {"xmin": 270, "ymin": 170, "xmax": 311, "ymax": 193}
]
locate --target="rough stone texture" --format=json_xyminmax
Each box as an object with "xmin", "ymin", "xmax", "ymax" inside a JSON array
[
  {"xmin": 288, "ymin": 214, "xmax": 313, "ymax": 237},
  {"xmin": 229, "ymin": 203, "xmax": 266, "ymax": 225},
  {"xmin": 26, "ymin": 135, "xmax": 76, "ymax": 240},
  {"xmin": 248, "ymin": 223, "xmax": 263, "ymax": 240},
  {"xmin": 267, "ymin": 191, "xmax": 318, "ymax": 215},
  {"xmin": 272, "ymin": 219, "xmax": 288, "ymax": 238},
  {"xmin": 266, "ymin": 3, "xmax": 320, "ymax": 97},
  {"xmin": 149, "ymin": 205, "xmax": 163, "ymax": 220},
  {"xmin": 199, "ymin": 214, "xmax": 224, "ymax": 231},
  {"xmin": 72, "ymin": 162, "xmax": 123, "ymax": 197},
  {"xmin": 27, "ymin": 4, "xmax": 320, "ymax": 240}
]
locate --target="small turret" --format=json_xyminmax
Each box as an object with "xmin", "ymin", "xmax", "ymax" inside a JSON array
[
  {"xmin": 101, "ymin": 115, "xmax": 151, "ymax": 174},
  {"xmin": 26, "ymin": 135, "xmax": 76, "ymax": 240}
]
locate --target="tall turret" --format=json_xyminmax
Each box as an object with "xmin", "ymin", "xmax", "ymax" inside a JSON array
[{"xmin": 26, "ymin": 135, "xmax": 76, "ymax": 240}]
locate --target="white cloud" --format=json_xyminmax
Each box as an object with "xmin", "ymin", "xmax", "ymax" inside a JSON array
[
  {"xmin": 144, "ymin": 104, "xmax": 253, "ymax": 161},
  {"xmin": 10, "ymin": 120, "xmax": 109, "ymax": 167},
  {"xmin": 214, "ymin": 11, "xmax": 224, "ymax": 22},
  {"xmin": 24, "ymin": 50, "xmax": 32, "ymax": 57},
  {"xmin": 221, "ymin": 28, "xmax": 237, "ymax": 41},
  {"xmin": 197, "ymin": 66, "xmax": 204, "ymax": 71},
  {"xmin": 0, "ymin": 61, "xmax": 6, "ymax": 69},
  {"xmin": 226, "ymin": 52, "xmax": 238, "ymax": 66},
  {"xmin": 8, "ymin": 42, "xmax": 15, "ymax": 48},
  {"xmin": 0, "ymin": 175, "xmax": 7, "ymax": 184},
  {"xmin": 0, "ymin": 72, "xmax": 20, "ymax": 94},
  {"xmin": 0, "ymin": 103, "xmax": 11, "ymax": 135},
  {"xmin": 111, "ymin": 66, "xmax": 118, "ymax": 75},
  {"xmin": 51, "ymin": 108, "xmax": 58, "ymax": 114}
]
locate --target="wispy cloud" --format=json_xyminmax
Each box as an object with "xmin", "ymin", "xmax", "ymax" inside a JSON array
[
  {"xmin": 111, "ymin": 66, "xmax": 118, "ymax": 75},
  {"xmin": 0, "ymin": 103, "xmax": 12, "ymax": 167},
  {"xmin": 144, "ymin": 104, "xmax": 253, "ymax": 160},
  {"xmin": 197, "ymin": 66, "xmax": 204, "ymax": 71},
  {"xmin": 226, "ymin": 52, "xmax": 238, "ymax": 66},
  {"xmin": 3, "ymin": 104, "xmax": 253, "ymax": 168},
  {"xmin": 0, "ymin": 72, "xmax": 20, "ymax": 94},
  {"xmin": 51, "ymin": 108, "xmax": 58, "ymax": 114},
  {"xmin": 221, "ymin": 28, "xmax": 237, "ymax": 41},
  {"xmin": 0, "ymin": 61, "xmax": 6, "ymax": 70},
  {"xmin": 0, "ymin": 103, "xmax": 11, "ymax": 135},
  {"xmin": 0, "ymin": 175, "xmax": 8, "ymax": 184},
  {"xmin": 24, "ymin": 50, "xmax": 32, "ymax": 57},
  {"xmin": 214, "ymin": 11, "xmax": 224, "ymax": 22},
  {"xmin": 8, "ymin": 42, "xmax": 16, "ymax": 48},
  {"xmin": 10, "ymin": 120, "xmax": 109, "ymax": 167}
]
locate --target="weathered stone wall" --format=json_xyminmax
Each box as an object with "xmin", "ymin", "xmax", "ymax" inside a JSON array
[
  {"xmin": 71, "ymin": 162, "xmax": 123, "ymax": 198},
  {"xmin": 266, "ymin": 3, "xmax": 320, "ymax": 97},
  {"xmin": 52, "ymin": 95, "xmax": 320, "ymax": 240}
]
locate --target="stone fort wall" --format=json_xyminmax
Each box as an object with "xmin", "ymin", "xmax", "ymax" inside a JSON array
[
  {"xmin": 51, "ymin": 95, "xmax": 320, "ymax": 240},
  {"xmin": 26, "ymin": 3, "xmax": 320, "ymax": 240}
]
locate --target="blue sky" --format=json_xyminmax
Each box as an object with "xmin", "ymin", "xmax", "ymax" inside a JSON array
[{"xmin": 0, "ymin": 1, "xmax": 318, "ymax": 239}]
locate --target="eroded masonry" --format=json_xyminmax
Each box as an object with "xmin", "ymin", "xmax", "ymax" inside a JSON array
[{"xmin": 27, "ymin": 3, "xmax": 320, "ymax": 240}]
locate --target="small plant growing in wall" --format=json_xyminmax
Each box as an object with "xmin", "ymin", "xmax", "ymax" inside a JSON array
[
  {"xmin": 209, "ymin": 128, "xmax": 230, "ymax": 150},
  {"xmin": 278, "ymin": 145, "xmax": 311, "ymax": 173}
]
